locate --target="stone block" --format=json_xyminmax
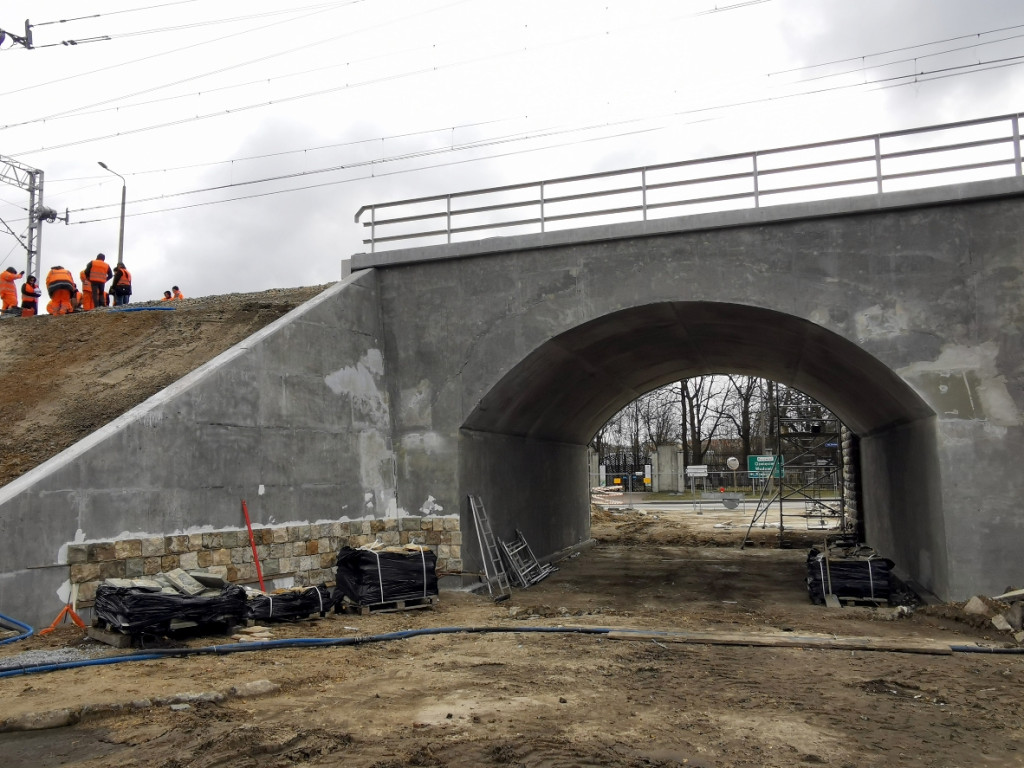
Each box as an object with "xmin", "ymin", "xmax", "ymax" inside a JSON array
[
  {"xmin": 273, "ymin": 527, "xmax": 289, "ymax": 544},
  {"xmin": 431, "ymin": 519, "xmax": 445, "ymax": 531},
  {"xmin": 384, "ymin": 518, "xmax": 398, "ymax": 531},
  {"xmin": 290, "ymin": 542, "xmax": 306, "ymax": 558},
  {"xmin": 438, "ymin": 544, "xmax": 451, "ymax": 558},
  {"xmin": 212, "ymin": 549, "xmax": 231, "ymax": 566},
  {"xmin": 381, "ymin": 531, "xmax": 400, "ymax": 546},
  {"xmin": 299, "ymin": 555, "xmax": 317, "ymax": 571},
  {"xmin": 447, "ymin": 559, "xmax": 463, "ymax": 572},
  {"xmin": 114, "ymin": 540, "xmax": 143, "ymax": 560},
  {"xmin": 202, "ymin": 533, "xmax": 224, "ymax": 549},
  {"xmin": 450, "ymin": 545, "xmax": 461, "ymax": 559},
  {"xmin": 66, "ymin": 544, "xmax": 88, "ymax": 565},
  {"xmin": 297, "ymin": 525, "xmax": 311, "ymax": 540},
  {"xmin": 963, "ymin": 595, "xmax": 992, "ymax": 616},
  {"xmin": 320, "ymin": 553, "xmax": 336, "ymax": 569},
  {"xmin": 207, "ymin": 566, "xmax": 228, "ymax": 579},
  {"xmin": 317, "ymin": 538, "xmax": 331, "ymax": 553},
  {"xmin": 143, "ymin": 557, "xmax": 163, "ymax": 576},
  {"xmin": 421, "ymin": 519, "xmax": 433, "ymax": 530},
  {"xmin": 361, "ymin": 521, "xmax": 372, "ymax": 535},
  {"xmin": 87, "ymin": 542, "xmax": 116, "ymax": 562},
  {"xmin": 188, "ymin": 534, "xmax": 203, "ymax": 551},
  {"xmin": 306, "ymin": 540, "xmax": 319, "ymax": 555},
  {"xmin": 261, "ymin": 559, "xmax": 280, "ymax": 576},
  {"xmin": 179, "ymin": 552, "xmax": 199, "ymax": 571},
  {"xmin": 435, "ymin": 558, "xmax": 447, "ymax": 572},
  {"xmin": 424, "ymin": 531, "xmax": 442, "ymax": 546},
  {"xmin": 256, "ymin": 544, "xmax": 270, "ymax": 560},
  {"xmin": 232, "ymin": 547, "xmax": 252, "ymax": 564},
  {"xmin": 992, "ymin": 614, "xmax": 1013, "ymax": 632},
  {"xmin": 161, "ymin": 554, "xmax": 181, "ymax": 571},
  {"xmin": 370, "ymin": 519, "xmax": 385, "ymax": 534},
  {"xmin": 99, "ymin": 560, "xmax": 126, "ymax": 580},
  {"xmin": 197, "ymin": 550, "xmax": 214, "ymax": 567},
  {"xmin": 70, "ymin": 562, "xmax": 101, "ymax": 583},
  {"xmin": 443, "ymin": 518, "xmax": 460, "ymax": 531},
  {"xmin": 398, "ymin": 517, "xmax": 418, "ymax": 532},
  {"xmin": 124, "ymin": 557, "xmax": 145, "ymax": 578},
  {"xmin": 77, "ymin": 581, "xmax": 98, "ymax": 603},
  {"xmin": 329, "ymin": 522, "xmax": 344, "ymax": 537},
  {"xmin": 141, "ymin": 537, "xmax": 166, "ymax": 557},
  {"xmin": 165, "ymin": 536, "xmax": 190, "ymax": 554},
  {"xmin": 449, "ymin": 531, "xmax": 462, "ymax": 546}
]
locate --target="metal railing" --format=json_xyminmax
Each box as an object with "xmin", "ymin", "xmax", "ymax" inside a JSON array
[{"xmin": 355, "ymin": 112, "xmax": 1024, "ymax": 253}]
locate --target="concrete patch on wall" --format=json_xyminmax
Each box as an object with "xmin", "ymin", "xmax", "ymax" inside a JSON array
[
  {"xmin": 324, "ymin": 348, "xmax": 388, "ymax": 424},
  {"xmin": 900, "ymin": 343, "xmax": 1020, "ymax": 425},
  {"xmin": 855, "ymin": 303, "xmax": 912, "ymax": 341},
  {"xmin": 400, "ymin": 379, "xmax": 434, "ymax": 428}
]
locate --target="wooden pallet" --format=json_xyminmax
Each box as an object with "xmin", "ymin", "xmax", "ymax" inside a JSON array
[{"xmin": 337, "ymin": 595, "xmax": 438, "ymax": 616}]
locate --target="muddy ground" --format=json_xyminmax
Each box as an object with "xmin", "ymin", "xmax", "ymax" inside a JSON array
[{"xmin": 1, "ymin": 506, "xmax": 1021, "ymax": 768}]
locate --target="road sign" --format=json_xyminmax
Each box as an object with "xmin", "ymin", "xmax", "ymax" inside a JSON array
[
  {"xmin": 685, "ymin": 464, "xmax": 709, "ymax": 477},
  {"xmin": 747, "ymin": 455, "xmax": 784, "ymax": 479},
  {"xmin": 726, "ymin": 456, "xmax": 740, "ymax": 470}
]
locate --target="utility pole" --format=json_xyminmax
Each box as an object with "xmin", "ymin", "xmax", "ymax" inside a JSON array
[
  {"xmin": 0, "ymin": 155, "xmax": 68, "ymax": 279},
  {"xmin": 0, "ymin": 20, "xmax": 33, "ymax": 49}
]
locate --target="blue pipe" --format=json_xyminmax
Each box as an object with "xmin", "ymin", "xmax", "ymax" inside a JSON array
[
  {"xmin": 109, "ymin": 306, "xmax": 175, "ymax": 312},
  {"xmin": 0, "ymin": 625, "xmax": 610, "ymax": 679},
  {"xmin": 0, "ymin": 612, "xmax": 33, "ymax": 646}
]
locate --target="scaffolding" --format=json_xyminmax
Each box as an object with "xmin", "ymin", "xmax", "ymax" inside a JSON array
[{"xmin": 741, "ymin": 415, "xmax": 845, "ymax": 547}]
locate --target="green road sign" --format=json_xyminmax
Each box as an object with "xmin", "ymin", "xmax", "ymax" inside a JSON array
[{"xmin": 747, "ymin": 455, "xmax": 784, "ymax": 479}]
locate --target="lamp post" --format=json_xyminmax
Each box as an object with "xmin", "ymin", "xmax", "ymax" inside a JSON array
[{"xmin": 97, "ymin": 162, "xmax": 126, "ymax": 266}]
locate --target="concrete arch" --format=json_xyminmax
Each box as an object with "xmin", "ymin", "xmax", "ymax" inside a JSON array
[
  {"xmin": 461, "ymin": 301, "xmax": 946, "ymax": 598},
  {"xmin": 463, "ymin": 301, "xmax": 935, "ymax": 441}
]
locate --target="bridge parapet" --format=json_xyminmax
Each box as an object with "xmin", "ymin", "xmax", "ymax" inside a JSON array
[{"xmin": 355, "ymin": 111, "xmax": 1023, "ymax": 253}]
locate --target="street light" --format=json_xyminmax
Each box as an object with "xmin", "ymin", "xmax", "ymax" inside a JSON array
[{"xmin": 97, "ymin": 161, "xmax": 126, "ymax": 266}]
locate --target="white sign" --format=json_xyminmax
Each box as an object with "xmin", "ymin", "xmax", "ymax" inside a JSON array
[
  {"xmin": 726, "ymin": 457, "xmax": 740, "ymax": 470},
  {"xmin": 685, "ymin": 464, "xmax": 709, "ymax": 477}
]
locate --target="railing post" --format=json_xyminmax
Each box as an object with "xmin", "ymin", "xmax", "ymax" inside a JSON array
[
  {"xmin": 641, "ymin": 168, "xmax": 648, "ymax": 222},
  {"xmin": 752, "ymin": 152, "xmax": 759, "ymax": 208},
  {"xmin": 446, "ymin": 195, "xmax": 452, "ymax": 244},
  {"xmin": 874, "ymin": 135, "xmax": 883, "ymax": 194},
  {"xmin": 540, "ymin": 181, "xmax": 546, "ymax": 233},
  {"xmin": 370, "ymin": 206, "xmax": 376, "ymax": 253},
  {"xmin": 1013, "ymin": 115, "xmax": 1022, "ymax": 177}
]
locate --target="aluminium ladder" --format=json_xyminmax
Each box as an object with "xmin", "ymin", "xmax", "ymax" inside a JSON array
[
  {"xmin": 500, "ymin": 529, "xmax": 557, "ymax": 588},
  {"xmin": 468, "ymin": 494, "xmax": 511, "ymax": 602}
]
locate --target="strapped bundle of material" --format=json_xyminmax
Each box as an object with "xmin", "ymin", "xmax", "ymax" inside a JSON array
[
  {"xmin": 333, "ymin": 545, "xmax": 438, "ymax": 606},
  {"xmin": 245, "ymin": 585, "xmax": 334, "ymax": 621},
  {"xmin": 94, "ymin": 583, "xmax": 248, "ymax": 633},
  {"xmin": 806, "ymin": 547, "xmax": 894, "ymax": 605}
]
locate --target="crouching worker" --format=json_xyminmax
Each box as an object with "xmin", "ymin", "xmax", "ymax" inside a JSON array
[
  {"xmin": 21, "ymin": 275, "xmax": 41, "ymax": 316},
  {"xmin": 45, "ymin": 265, "xmax": 78, "ymax": 315}
]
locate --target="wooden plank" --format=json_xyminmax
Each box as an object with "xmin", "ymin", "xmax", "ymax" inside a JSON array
[{"xmin": 604, "ymin": 630, "xmax": 953, "ymax": 655}]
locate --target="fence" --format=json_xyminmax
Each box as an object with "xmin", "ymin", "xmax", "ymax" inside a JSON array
[{"xmin": 355, "ymin": 112, "xmax": 1023, "ymax": 252}]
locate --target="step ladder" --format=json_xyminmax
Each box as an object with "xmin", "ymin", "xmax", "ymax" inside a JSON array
[
  {"xmin": 500, "ymin": 530, "xmax": 557, "ymax": 588},
  {"xmin": 468, "ymin": 494, "xmax": 511, "ymax": 602}
]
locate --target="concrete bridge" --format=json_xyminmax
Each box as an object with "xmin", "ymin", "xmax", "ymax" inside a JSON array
[{"xmin": 2, "ymin": 117, "xmax": 1024, "ymax": 629}]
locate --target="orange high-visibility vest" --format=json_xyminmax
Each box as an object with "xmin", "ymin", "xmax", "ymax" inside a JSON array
[
  {"xmin": 87, "ymin": 259, "xmax": 111, "ymax": 284},
  {"xmin": 46, "ymin": 268, "xmax": 76, "ymax": 298}
]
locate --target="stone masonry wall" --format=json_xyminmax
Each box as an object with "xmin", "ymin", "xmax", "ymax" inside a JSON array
[{"xmin": 66, "ymin": 516, "xmax": 462, "ymax": 605}]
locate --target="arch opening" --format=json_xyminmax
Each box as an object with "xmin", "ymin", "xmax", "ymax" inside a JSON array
[{"xmin": 460, "ymin": 302, "xmax": 948, "ymax": 598}]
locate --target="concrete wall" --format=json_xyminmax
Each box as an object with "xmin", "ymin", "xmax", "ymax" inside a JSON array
[
  {"xmin": 363, "ymin": 177, "xmax": 1024, "ymax": 601},
  {"xmin": 0, "ymin": 272, "xmax": 408, "ymax": 629}
]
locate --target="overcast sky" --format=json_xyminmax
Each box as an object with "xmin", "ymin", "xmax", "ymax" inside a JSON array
[{"xmin": 1, "ymin": 0, "xmax": 1022, "ymax": 307}]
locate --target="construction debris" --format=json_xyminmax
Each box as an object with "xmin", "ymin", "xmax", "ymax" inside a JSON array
[
  {"xmin": 332, "ymin": 544, "xmax": 438, "ymax": 612},
  {"xmin": 806, "ymin": 542, "xmax": 894, "ymax": 606}
]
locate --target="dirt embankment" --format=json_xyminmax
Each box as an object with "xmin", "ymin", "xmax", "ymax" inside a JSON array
[{"xmin": 0, "ymin": 285, "xmax": 331, "ymax": 488}]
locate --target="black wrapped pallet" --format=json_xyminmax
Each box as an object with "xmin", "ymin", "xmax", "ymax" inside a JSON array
[
  {"xmin": 806, "ymin": 547, "xmax": 894, "ymax": 605},
  {"xmin": 333, "ymin": 546, "xmax": 438, "ymax": 606},
  {"xmin": 246, "ymin": 585, "xmax": 334, "ymax": 621},
  {"xmin": 94, "ymin": 584, "xmax": 248, "ymax": 634}
]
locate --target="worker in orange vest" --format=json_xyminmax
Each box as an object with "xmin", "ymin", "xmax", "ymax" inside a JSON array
[
  {"xmin": 45, "ymin": 266, "xmax": 77, "ymax": 315},
  {"xmin": 111, "ymin": 262, "xmax": 132, "ymax": 306},
  {"xmin": 84, "ymin": 253, "xmax": 111, "ymax": 309},
  {"xmin": 171, "ymin": 285, "xmax": 184, "ymax": 300},
  {"xmin": 79, "ymin": 269, "xmax": 95, "ymax": 311},
  {"xmin": 161, "ymin": 290, "xmax": 173, "ymax": 301},
  {"xmin": 1, "ymin": 266, "xmax": 23, "ymax": 312},
  {"xmin": 20, "ymin": 275, "xmax": 41, "ymax": 316}
]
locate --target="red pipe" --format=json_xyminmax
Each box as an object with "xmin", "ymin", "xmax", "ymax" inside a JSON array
[{"xmin": 241, "ymin": 499, "xmax": 266, "ymax": 592}]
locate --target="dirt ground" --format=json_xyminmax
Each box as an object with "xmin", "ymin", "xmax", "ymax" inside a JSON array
[
  {"xmin": 1, "ymin": 506, "xmax": 1022, "ymax": 768},
  {"xmin": 1, "ymin": 287, "xmax": 1022, "ymax": 767}
]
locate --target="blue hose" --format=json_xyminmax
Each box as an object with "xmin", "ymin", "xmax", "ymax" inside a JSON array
[
  {"xmin": 0, "ymin": 625, "xmax": 610, "ymax": 679},
  {"xmin": 0, "ymin": 612, "xmax": 34, "ymax": 646}
]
